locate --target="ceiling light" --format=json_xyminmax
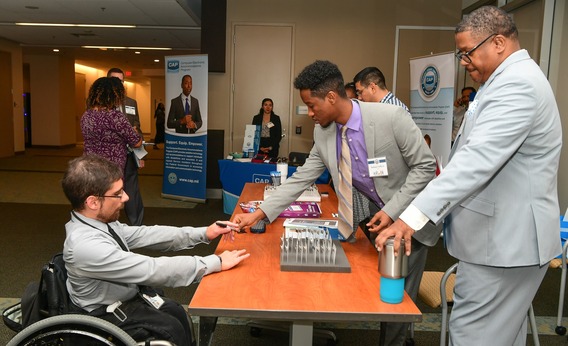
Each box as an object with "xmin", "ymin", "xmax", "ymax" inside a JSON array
[
  {"xmin": 82, "ymin": 46, "xmax": 172, "ymax": 51},
  {"xmin": 134, "ymin": 51, "xmax": 141, "ymax": 54},
  {"xmin": 16, "ymin": 22, "xmax": 135, "ymax": 29},
  {"xmin": 154, "ymin": 59, "xmax": 160, "ymax": 62},
  {"xmin": 53, "ymin": 49, "xmax": 59, "ymax": 52},
  {"xmin": 11, "ymin": 22, "xmax": 199, "ymax": 31}
]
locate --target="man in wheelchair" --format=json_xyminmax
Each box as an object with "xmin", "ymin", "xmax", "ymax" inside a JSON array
[{"xmin": 59, "ymin": 154, "xmax": 250, "ymax": 345}]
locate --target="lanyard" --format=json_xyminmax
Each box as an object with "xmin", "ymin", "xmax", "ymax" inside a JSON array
[{"xmin": 71, "ymin": 211, "xmax": 128, "ymax": 251}]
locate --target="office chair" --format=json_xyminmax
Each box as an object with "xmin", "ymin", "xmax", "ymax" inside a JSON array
[
  {"xmin": 552, "ymin": 240, "xmax": 568, "ymax": 335},
  {"xmin": 407, "ymin": 263, "xmax": 457, "ymax": 346},
  {"xmin": 288, "ymin": 152, "xmax": 309, "ymax": 167}
]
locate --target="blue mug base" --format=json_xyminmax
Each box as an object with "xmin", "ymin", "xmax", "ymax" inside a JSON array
[{"xmin": 380, "ymin": 276, "xmax": 405, "ymax": 304}]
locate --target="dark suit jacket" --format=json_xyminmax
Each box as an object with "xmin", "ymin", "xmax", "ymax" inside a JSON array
[
  {"xmin": 167, "ymin": 95, "xmax": 202, "ymax": 134},
  {"xmin": 252, "ymin": 113, "xmax": 282, "ymax": 157},
  {"xmin": 122, "ymin": 97, "xmax": 142, "ymax": 136}
]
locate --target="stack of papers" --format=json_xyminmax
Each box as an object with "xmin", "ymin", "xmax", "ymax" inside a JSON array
[{"xmin": 264, "ymin": 184, "xmax": 321, "ymax": 202}]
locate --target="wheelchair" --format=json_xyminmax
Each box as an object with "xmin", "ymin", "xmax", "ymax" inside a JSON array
[{"xmin": 3, "ymin": 253, "xmax": 181, "ymax": 346}]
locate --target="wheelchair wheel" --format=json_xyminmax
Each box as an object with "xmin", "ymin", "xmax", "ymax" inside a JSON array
[{"xmin": 7, "ymin": 314, "xmax": 138, "ymax": 346}]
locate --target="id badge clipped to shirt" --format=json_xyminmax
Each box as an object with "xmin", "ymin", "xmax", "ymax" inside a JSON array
[
  {"xmin": 266, "ymin": 121, "xmax": 275, "ymax": 128},
  {"xmin": 125, "ymin": 105, "xmax": 136, "ymax": 115},
  {"xmin": 368, "ymin": 157, "xmax": 388, "ymax": 177}
]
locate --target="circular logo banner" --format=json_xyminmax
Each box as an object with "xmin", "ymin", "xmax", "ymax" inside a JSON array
[{"xmin": 419, "ymin": 65, "xmax": 440, "ymax": 101}]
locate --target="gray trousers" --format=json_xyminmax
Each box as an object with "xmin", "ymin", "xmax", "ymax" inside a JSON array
[{"xmin": 449, "ymin": 261, "xmax": 548, "ymax": 346}]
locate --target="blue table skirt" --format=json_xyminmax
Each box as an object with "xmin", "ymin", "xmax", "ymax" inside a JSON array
[{"xmin": 218, "ymin": 159, "xmax": 330, "ymax": 214}]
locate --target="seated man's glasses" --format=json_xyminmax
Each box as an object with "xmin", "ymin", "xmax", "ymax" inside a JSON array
[
  {"xmin": 455, "ymin": 33, "xmax": 497, "ymax": 64},
  {"xmin": 100, "ymin": 194, "xmax": 123, "ymax": 199},
  {"xmin": 99, "ymin": 190, "xmax": 125, "ymax": 199}
]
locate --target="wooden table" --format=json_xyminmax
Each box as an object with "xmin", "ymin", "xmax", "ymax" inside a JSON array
[{"xmin": 188, "ymin": 183, "xmax": 421, "ymax": 345}]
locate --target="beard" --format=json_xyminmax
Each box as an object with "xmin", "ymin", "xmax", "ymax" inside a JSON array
[{"xmin": 96, "ymin": 206, "xmax": 122, "ymax": 223}]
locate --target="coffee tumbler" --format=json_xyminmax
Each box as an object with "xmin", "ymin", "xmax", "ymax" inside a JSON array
[{"xmin": 378, "ymin": 237, "xmax": 408, "ymax": 304}]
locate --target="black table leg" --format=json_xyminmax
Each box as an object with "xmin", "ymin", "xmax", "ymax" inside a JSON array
[{"xmin": 197, "ymin": 316, "xmax": 218, "ymax": 346}]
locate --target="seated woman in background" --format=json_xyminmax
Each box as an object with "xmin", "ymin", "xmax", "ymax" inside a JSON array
[{"xmin": 251, "ymin": 98, "xmax": 282, "ymax": 158}]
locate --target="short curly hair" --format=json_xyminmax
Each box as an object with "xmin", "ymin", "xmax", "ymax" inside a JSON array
[
  {"xmin": 86, "ymin": 76, "xmax": 125, "ymax": 110},
  {"xmin": 293, "ymin": 60, "xmax": 346, "ymax": 99},
  {"xmin": 456, "ymin": 6, "xmax": 518, "ymax": 40}
]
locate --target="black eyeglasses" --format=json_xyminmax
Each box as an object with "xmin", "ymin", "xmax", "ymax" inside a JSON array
[
  {"xmin": 98, "ymin": 190, "xmax": 124, "ymax": 199},
  {"xmin": 355, "ymin": 83, "xmax": 372, "ymax": 97},
  {"xmin": 99, "ymin": 194, "xmax": 123, "ymax": 199},
  {"xmin": 455, "ymin": 33, "xmax": 497, "ymax": 63}
]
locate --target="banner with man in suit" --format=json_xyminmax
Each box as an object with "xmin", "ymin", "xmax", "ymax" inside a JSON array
[{"xmin": 162, "ymin": 55, "xmax": 208, "ymax": 202}]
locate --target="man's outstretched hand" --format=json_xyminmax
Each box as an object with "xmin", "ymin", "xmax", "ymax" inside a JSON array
[
  {"xmin": 374, "ymin": 219, "xmax": 415, "ymax": 256},
  {"xmin": 219, "ymin": 249, "xmax": 250, "ymax": 270}
]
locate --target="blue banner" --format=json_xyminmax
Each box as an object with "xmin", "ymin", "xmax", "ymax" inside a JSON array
[
  {"xmin": 162, "ymin": 132, "xmax": 207, "ymax": 202},
  {"xmin": 162, "ymin": 55, "xmax": 208, "ymax": 202}
]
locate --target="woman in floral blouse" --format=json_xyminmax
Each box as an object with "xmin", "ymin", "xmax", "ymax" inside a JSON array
[{"xmin": 81, "ymin": 77, "xmax": 142, "ymax": 171}]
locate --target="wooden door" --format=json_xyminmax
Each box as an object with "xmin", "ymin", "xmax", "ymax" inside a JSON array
[
  {"xmin": 231, "ymin": 24, "xmax": 293, "ymax": 158},
  {"xmin": 75, "ymin": 73, "xmax": 86, "ymax": 143},
  {"xmin": 0, "ymin": 51, "xmax": 14, "ymax": 157}
]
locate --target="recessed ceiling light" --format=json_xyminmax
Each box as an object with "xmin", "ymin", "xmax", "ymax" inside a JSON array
[
  {"xmin": 16, "ymin": 22, "xmax": 135, "ymax": 29},
  {"xmin": 134, "ymin": 51, "xmax": 141, "ymax": 54},
  {"xmin": 53, "ymin": 49, "xmax": 59, "ymax": 52},
  {"xmin": 81, "ymin": 46, "xmax": 171, "ymax": 51},
  {"xmin": 154, "ymin": 59, "xmax": 160, "ymax": 63}
]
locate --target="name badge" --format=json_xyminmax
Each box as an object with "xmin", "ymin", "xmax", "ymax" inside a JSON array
[
  {"xmin": 125, "ymin": 105, "xmax": 136, "ymax": 115},
  {"xmin": 266, "ymin": 122, "xmax": 275, "ymax": 128},
  {"xmin": 368, "ymin": 157, "xmax": 388, "ymax": 177}
]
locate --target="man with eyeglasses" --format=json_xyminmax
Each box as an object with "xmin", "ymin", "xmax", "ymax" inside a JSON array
[
  {"xmin": 353, "ymin": 66, "xmax": 409, "ymax": 112},
  {"xmin": 376, "ymin": 6, "xmax": 561, "ymax": 345},
  {"xmin": 61, "ymin": 154, "xmax": 250, "ymax": 346},
  {"xmin": 352, "ymin": 66, "xmax": 438, "ymax": 345}
]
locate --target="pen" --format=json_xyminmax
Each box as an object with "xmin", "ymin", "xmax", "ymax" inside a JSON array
[
  {"xmin": 216, "ymin": 222, "xmax": 247, "ymax": 233},
  {"xmin": 216, "ymin": 221, "xmax": 239, "ymax": 230},
  {"xmin": 217, "ymin": 222, "xmax": 236, "ymax": 242}
]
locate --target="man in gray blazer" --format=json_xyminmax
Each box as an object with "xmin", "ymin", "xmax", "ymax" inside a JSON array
[
  {"xmin": 234, "ymin": 60, "xmax": 438, "ymax": 345},
  {"xmin": 376, "ymin": 6, "xmax": 562, "ymax": 345},
  {"xmin": 107, "ymin": 67, "xmax": 145, "ymax": 226}
]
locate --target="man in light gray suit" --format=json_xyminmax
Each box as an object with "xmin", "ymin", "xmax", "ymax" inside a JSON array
[
  {"xmin": 376, "ymin": 6, "xmax": 562, "ymax": 345},
  {"xmin": 234, "ymin": 60, "xmax": 438, "ymax": 345}
]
